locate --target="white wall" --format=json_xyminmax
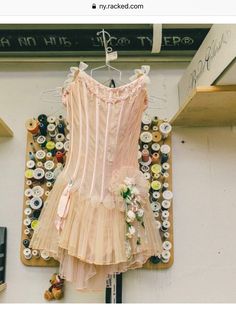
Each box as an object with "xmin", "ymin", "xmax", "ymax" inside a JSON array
[{"xmin": 1, "ymin": 61, "xmax": 235, "ymax": 303}]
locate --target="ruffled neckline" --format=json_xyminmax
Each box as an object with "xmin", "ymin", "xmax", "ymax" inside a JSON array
[{"xmin": 76, "ymin": 69, "xmax": 146, "ymax": 92}]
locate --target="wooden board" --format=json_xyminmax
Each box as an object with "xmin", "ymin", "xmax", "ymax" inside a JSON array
[
  {"xmin": 21, "ymin": 117, "xmax": 173, "ymax": 270},
  {"xmin": 21, "ymin": 131, "xmax": 59, "ymax": 267},
  {"xmin": 143, "ymin": 133, "xmax": 174, "ymax": 270},
  {"xmin": 171, "ymin": 85, "xmax": 236, "ymax": 127},
  {"xmin": 0, "ymin": 283, "xmax": 7, "ymax": 293},
  {"xmin": 0, "ymin": 118, "xmax": 13, "ymax": 137}
]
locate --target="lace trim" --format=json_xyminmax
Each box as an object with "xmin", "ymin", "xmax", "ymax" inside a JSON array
[
  {"xmin": 62, "ymin": 62, "xmax": 150, "ymax": 104},
  {"xmin": 76, "ymin": 72, "xmax": 146, "ymax": 104}
]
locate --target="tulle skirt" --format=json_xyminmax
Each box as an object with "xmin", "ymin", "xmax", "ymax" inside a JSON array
[{"xmin": 30, "ymin": 171, "xmax": 162, "ymax": 291}]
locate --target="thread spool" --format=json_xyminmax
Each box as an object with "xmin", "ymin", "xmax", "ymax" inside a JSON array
[
  {"xmin": 38, "ymin": 114, "xmax": 48, "ymax": 124},
  {"xmin": 24, "ymin": 228, "xmax": 32, "ymax": 238},
  {"xmin": 33, "ymin": 168, "xmax": 45, "ymax": 182},
  {"xmin": 25, "ymin": 200, "xmax": 31, "ymax": 206},
  {"xmin": 32, "ymin": 250, "xmax": 40, "ymax": 258},
  {"xmin": 164, "ymin": 232, "xmax": 170, "ymax": 239},
  {"xmin": 31, "ymin": 219, "xmax": 39, "ymax": 231},
  {"xmin": 47, "ymin": 123, "xmax": 57, "ymax": 138},
  {"xmin": 161, "ymin": 250, "xmax": 171, "ymax": 263},
  {"xmin": 46, "ymin": 152, "xmax": 53, "ymax": 160},
  {"xmin": 141, "ymin": 113, "xmax": 151, "ymax": 127},
  {"xmin": 161, "ymin": 210, "xmax": 170, "ymax": 221},
  {"xmin": 159, "ymin": 122, "xmax": 172, "ymax": 138},
  {"xmin": 150, "ymin": 255, "xmax": 161, "ymax": 264},
  {"xmin": 55, "ymin": 133, "xmax": 65, "ymax": 143},
  {"xmin": 58, "ymin": 115, "xmax": 65, "ymax": 125},
  {"xmin": 56, "ymin": 151, "xmax": 64, "ymax": 163},
  {"xmin": 39, "ymin": 122, "xmax": 47, "ymax": 136},
  {"xmin": 36, "ymin": 161, "xmax": 43, "ymax": 168},
  {"xmin": 161, "ymin": 200, "xmax": 171, "ymax": 210},
  {"xmin": 152, "ymin": 191, "xmax": 160, "ymax": 201},
  {"xmin": 22, "ymin": 239, "xmax": 30, "ymax": 248},
  {"xmin": 151, "ymin": 164, "xmax": 162, "ymax": 175},
  {"xmin": 26, "ymin": 180, "xmax": 33, "ymax": 187},
  {"xmin": 152, "ymin": 131, "xmax": 162, "ymax": 143},
  {"xmin": 45, "ymin": 191, "xmax": 50, "ymax": 197},
  {"xmin": 30, "ymin": 197, "xmax": 43, "ymax": 210},
  {"xmin": 152, "ymin": 126, "xmax": 158, "ymax": 131},
  {"xmin": 160, "ymin": 144, "xmax": 171, "ymax": 155},
  {"xmin": 151, "ymin": 143, "xmax": 160, "ymax": 153},
  {"xmin": 141, "ymin": 165, "xmax": 149, "ymax": 173},
  {"xmin": 24, "ymin": 208, "xmax": 32, "ymax": 217},
  {"xmin": 46, "ymin": 181, "xmax": 53, "ymax": 190},
  {"xmin": 32, "ymin": 210, "xmax": 41, "ymax": 220},
  {"xmin": 151, "ymin": 116, "xmax": 159, "ymax": 127},
  {"xmin": 161, "ymin": 154, "xmax": 169, "ymax": 164},
  {"xmin": 140, "ymin": 131, "xmax": 152, "ymax": 144},
  {"xmin": 150, "ymin": 180, "xmax": 162, "ymax": 192},
  {"xmin": 35, "ymin": 150, "xmax": 46, "ymax": 162},
  {"xmin": 163, "ymin": 190, "xmax": 173, "ymax": 200},
  {"xmin": 151, "ymin": 153, "xmax": 159, "ymax": 164},
  {"xmin": 151, "ymin": 202, "xmax": 161, "ymax": 212},
  {"xmin": 141, "ymin": 149, "xmax": 150, "ymax": 163},
  {"xmin": 66, "ymin": 133, "xmax": 70, "ymax": 141},
  {"xmin": 23, "ymin": 218, "xmax": 31, "ymax": 227},
  {"xmin": 37, "ymin": 135, "xmax": 47, "ymax": 148},
  {"xmin": 45, "ymin": 171, "xmax": 54, "ymax": 182},
  {"xmin": 40, "ymin": 250, "xmax": 50, "ymax": 261},
  {"xmin": 142, "ymin": 125, "xmax": 150, "ymax": 131},
  {"xmin": 162, "ymin": 182, "xmax": 169, "ymax": 192},
  {"xmin": 143, "ymin": 172, "xmax": 151, "ymax": 180},
  {"xmin": 28, "ymin": 151, "xmax": 35, "ymax": 161},
  {"xmin": 23, "ymin": 248, "xmax": 32, "ymax": 260},
  {"xmin": 163, "ymin": 241, "xmax": 172, "ymax": 251},
  {"xmin": 25, "ymin": 169, "xmax": 34, "ymax": 180},
  {"xmin": 26, "ymin": 160, "xmax": 35, "ymax": 169},
  {"xmin": 58, "ymin": 123, "xmax": 65, "ymax": 135},
  {"xmin": 46, "ymin": 141, "xmax": 56, "ymax": 155},
  {"xmin": 162, "ymin": 162, "xmax": 170, "ymax": 173},
  {"xmin": 24, "ymin": 188, "xmax": 33, "ymax": 198},
  {"xmin": 32, "ymin": 186, "xmax": 44, "ymax": 198},
  {"xmin": 25, "ymin": 118, "xmax": 39, "ymax": 135},
  {"xmin": 47, "ymin": 115, "xmax": 57, "ymax": 124},
  {"xmin": 64, "ymin": 141, "xmax": 70, "ymax": 152},
  {"xmin": 161, "ymin": 220, "xmax": 171, "ymax": 232},
  {"xmin": 153, "ymin": 211, "xmax": 160, "ymax": 218},
  {"xmin": 66, "ymin": 124, "xmax": 70, "ymax": 132},
  {"xmin": 44, "ymin": 160, "xmax": 55, "ymax": 171}
]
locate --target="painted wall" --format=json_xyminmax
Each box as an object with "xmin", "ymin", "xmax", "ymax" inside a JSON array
[{"xmin": 1, "ymin": 61, "xmax": 234, "ymax": 303}]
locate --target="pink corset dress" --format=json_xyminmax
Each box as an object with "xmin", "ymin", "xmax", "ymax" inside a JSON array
[{"xmin": 30, "ymin": 63, "xmax": 162, "ymax": 291}]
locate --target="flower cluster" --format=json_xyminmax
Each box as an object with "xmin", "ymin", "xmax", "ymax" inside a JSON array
[{"xmin": 119, "ymin": 177, "xmax": 145, "ymax": 245}]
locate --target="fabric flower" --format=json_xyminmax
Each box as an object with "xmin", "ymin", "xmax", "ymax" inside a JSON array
[{"xmin": 126, "ymin": 210, "xmax": 136, "ymax": 223}]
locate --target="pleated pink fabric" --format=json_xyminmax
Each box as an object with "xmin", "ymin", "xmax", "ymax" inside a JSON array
[{"xmin": 30, "ymin": 65, "xmax": 162, "ymax": 291}]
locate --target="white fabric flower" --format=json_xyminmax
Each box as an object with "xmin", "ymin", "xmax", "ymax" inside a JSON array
[
  {"xmin": 128, "ymin": 225, "xmax": 136, "ymax": 236},
  {"xmin": 119, "ymin": 184, "xmax": 128, "ymax": 193},
  {"xmin": 131, "ymin": 186, "xmax": 140, "ymax": 195},
  {"xmin": 126, "ymin": 210, "xmax": 135, "ymax": 223},
  {"xmin": 136, "ymin": 208, "xmax": 144, "ymax": 219}
]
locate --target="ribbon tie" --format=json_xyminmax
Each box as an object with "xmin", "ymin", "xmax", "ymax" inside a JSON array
[{"xmin": 55, "ymin": 183, "xmax": 73, "ymax": 231}]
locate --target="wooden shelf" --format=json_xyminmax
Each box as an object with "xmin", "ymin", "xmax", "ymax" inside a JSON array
[
  {"xmin": 0, "ymin": 283, "xmax": 6, "ymax": 293},
  {"xmin": 171, "ymin": 85, "xmax": 236, "ymax": 127},
  {"xmin": 0, "ymin": 118, "xmax": 13, "ymax": 137}
]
